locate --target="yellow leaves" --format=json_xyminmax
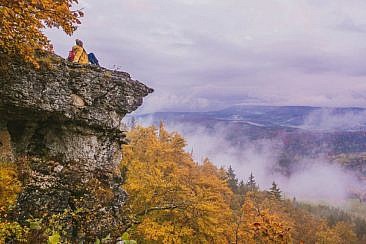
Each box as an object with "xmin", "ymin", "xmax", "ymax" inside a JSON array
[
  {"xmin": 332, "ymin": 221, "xmax": 357, "ymax": 243},
  {"xmin": 122, "ymin": 125, "xmax": 359, "ymax": 243},
  {"xmin": 0, "ymin": 162, "xmax": 21, "ymax": 214},
  {"xmin": 121, "ymin": 125, "xmax": 233, "ymax": 243},
  {"xmin": 0, "ymin": 162, "xmax": 25, "ymax": 243},
  {"xmin": 232, "ymin": 193, "xmax": 293, "ymax": 243},
  {"xmin": 316, "ymin": 223, "xmax": 343, "ymax": 244},
  {"xmin": 316, "ymin": 221, "xmax": 357, "ymax": 244},
  {"xmin": 0, "ymin": 0, "xmax": 82, "ymax": 67},
  {"xmin": 137, "ymin": 218, "xmax": 193, "ymax": 244}
]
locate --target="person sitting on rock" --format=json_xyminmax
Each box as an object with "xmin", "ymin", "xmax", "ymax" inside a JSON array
[
  {"xmin": 72, "ymin": 39, "xmax": 89, "ymax": 64},
  {"xmin": 70, "ymin": 39, "xmax": 100, "ymax": 66}
]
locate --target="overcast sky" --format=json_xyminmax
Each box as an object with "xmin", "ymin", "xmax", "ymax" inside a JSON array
[{"xmin": 47, "ymin": 0, "xmax": 366, "ymax": 113}]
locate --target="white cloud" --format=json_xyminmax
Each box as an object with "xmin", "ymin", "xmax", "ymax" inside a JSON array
[{"xmin": 47, "ymin": 0, "xmax": 366, "ymax": 112}]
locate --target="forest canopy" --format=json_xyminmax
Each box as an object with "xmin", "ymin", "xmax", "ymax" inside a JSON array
[{"xmin": 120, "ymin": 125, "xmax": 366, "ymax": 243}]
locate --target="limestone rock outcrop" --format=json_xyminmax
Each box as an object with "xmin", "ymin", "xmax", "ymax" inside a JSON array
[{"xmin": 0, "ymin": 53, "xmax": 153, "ymax": 239}]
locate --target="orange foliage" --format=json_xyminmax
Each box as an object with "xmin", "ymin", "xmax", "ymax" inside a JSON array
[
  {"xmin": 0, "ymin": 0, "xmax": 82, "ymax": 66},
  {"xmin": 121, "ymin": 126, "xmax": 233, "ymax": 243},
  {"xmin": 121, "ymin": 126, "xmax": 298, "ymax": 243},
  {"xmin": 233, "ymin": 192, "xmax": 293, "ymax": 243}
]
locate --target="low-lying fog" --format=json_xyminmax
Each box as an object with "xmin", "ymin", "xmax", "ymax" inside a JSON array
[{"xmin": 129, "ymin": 108, "xmax": 366, "ymax": 205}]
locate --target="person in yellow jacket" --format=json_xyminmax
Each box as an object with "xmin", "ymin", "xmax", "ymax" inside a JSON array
[{"xmin": 72, "ymin": 39, "xmax": 89, "ymax": 64}]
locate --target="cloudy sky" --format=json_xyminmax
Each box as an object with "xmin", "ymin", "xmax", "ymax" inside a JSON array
[{"xmin": 47, "ymin": 0, "xmax": 366, "ymax": 113}]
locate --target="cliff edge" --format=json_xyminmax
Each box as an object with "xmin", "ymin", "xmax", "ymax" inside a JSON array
[{"xmin": 0, "ymin": 53, "xmax": 153, "ymax": 240}]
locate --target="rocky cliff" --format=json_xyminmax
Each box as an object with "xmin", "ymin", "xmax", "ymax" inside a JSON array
[{"xmin": 0, "ymin": 53, "xmax": 153, "ymax": 240}]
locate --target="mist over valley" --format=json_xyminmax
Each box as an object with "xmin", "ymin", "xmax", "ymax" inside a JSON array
[{"xmin": 131, "ymin": 105, "xmax": 366, "ymax": 208}]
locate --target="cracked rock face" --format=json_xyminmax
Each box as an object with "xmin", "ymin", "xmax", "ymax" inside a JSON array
[
  {"xmin": 0, "ymin": 54, "xmax": 152, "ymax": 165},
  {"xmin": 0, "ymin": 53, "xmax": 153, "ymax": 239}
]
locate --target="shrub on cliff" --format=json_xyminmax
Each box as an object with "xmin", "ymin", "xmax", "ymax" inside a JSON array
[{"xmin": 0, "ymin": 161, "xmax": 27, "ymax": 242}]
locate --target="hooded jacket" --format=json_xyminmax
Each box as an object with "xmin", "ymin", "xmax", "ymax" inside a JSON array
[{"xmin": 72, "ymin": 45, "xmax": 89, "ymax": 64}]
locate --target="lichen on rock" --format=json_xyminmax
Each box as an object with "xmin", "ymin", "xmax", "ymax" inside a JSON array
[{"xmin": 0, "ymin": 53, "xmax": 153, "ymax": 240}]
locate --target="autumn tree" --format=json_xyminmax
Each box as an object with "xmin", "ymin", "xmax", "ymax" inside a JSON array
[
  {"xmin": 120, "ymin": 125, "xmax": 365, "ymax": 243},
  {"xmin": 0, "ymin": 0, "xmax": 83, "ymax": 66},
  {"xmin": 234, "ymin": 192, "xmax": 293, "ymax": 243},
  {"xmin": 121, "ymin": 126, "xmax": 233, "ymax": 243},
  {"xmin": 264, "ymin": 199, "xmax": 321, "ymax": 243},
  {"xmin": 315, "ymin": 221, "xmax": 358, "ymax": 244},
  {"xmin": 332, "ymin": 221, "xmax": 357, "ymax": 243}
]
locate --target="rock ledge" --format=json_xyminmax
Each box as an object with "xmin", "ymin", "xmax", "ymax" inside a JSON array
[{"xmin": 0, "ymin": 53, "xmax": 153, "ymax": 239}]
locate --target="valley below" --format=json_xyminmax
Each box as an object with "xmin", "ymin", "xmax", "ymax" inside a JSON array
[{"xmin": 134, "ymin": 105, "xmax": 366, "ymax": 208}]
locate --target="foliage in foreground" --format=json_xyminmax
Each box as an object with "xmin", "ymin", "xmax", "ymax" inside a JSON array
[
  {"xmin": 1, "ymin": 126, "xmax": 366, "ymax": 243},
  {"xmin": 121, "ymin": 125, "xmax": 365, "ymax": 243}
]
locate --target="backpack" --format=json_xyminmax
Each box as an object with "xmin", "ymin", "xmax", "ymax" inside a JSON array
[{"xmin": 67, "ymin": 50, "xmax": 75, "ymax": 62}]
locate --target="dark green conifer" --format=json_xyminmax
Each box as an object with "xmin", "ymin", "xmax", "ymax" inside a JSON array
[
  {"xmin": 269, "ymin": 181, "xmax": 282, "ymax": 200},
  {"xmin": 246, "ymin": 172, "xmax": 258, "ymax": 191},
  {"xmin": 227, "ymin": 165, "xmax": 238, "ymax": 193},
  {"xmin": 238, "ymin": 180, "xmax": 247, "ymax": 194}
]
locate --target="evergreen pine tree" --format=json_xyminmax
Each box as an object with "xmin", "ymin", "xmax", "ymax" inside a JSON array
[
  {"xmin": 227, "ymin": 166, "xmax": 238, "ymax": 193},
  {"xmin": 269, "ymin": 181, "xmax": 282, "ymax": 200},
  {"xmin": 238, "ymin": 180, "xmax": 247, "ymax": 194},
  {"xmin": 246, "ymin": 172, "xmax": 258, "ymax": 191}
]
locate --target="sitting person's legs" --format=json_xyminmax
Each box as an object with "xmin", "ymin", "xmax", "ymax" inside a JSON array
[{"xmin": 88, "ymin": 53, "xmax": 99, "ymax": 66}]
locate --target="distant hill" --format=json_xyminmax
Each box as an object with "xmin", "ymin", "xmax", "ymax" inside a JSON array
[
  {"xmin": 137, "ymin": 105, "xmax": 366, "ymax": 131},
  {"xmin": 133, "ymin": 105, "xmax": 366, "ymax": 176}
]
